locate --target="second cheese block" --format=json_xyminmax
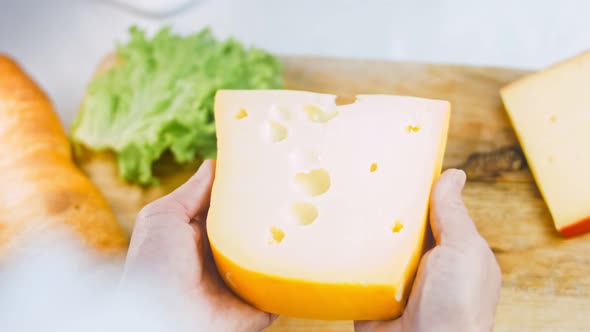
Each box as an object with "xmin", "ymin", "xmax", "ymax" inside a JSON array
[
  {"xmin": 207, "ymin": 90, "xmax": 450, "ymax": 320},
  {"xmin": 500, "ymin": 51, "xmax": 590, "ymax": 237}
]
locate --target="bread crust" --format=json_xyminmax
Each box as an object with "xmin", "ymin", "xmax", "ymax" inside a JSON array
[{"xmin": 0, "ymin": 55, "xmax": 128, "ymax": 255}]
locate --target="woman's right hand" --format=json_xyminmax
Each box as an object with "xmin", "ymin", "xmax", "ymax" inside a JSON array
[{"xmin": 356, "ymin": 169, "xmax": 502, "ymax": 332}]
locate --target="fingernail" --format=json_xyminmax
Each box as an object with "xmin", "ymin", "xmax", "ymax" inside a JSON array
[{"xmin": 450, "ymin": 169, "xmax": 467, "ymax": 189}]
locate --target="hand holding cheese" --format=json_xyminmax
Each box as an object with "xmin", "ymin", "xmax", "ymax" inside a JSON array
[
  {"xmin": 120, "ymin": 161, "xmax": 500, "ymax": 332},
  {"xmin": 355, "ymin": 169, "xmax": 501, "ymax": 332},
  {"xmin": 121, "ymin": 160, "xmax": 275, "ymax": 332}
]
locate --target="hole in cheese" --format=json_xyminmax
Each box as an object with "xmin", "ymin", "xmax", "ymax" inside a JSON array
[
  {"xmin": 269, "ymin": 104, "xmax": 291, "ymax": 121},
  {"xmin": 370, "ymin": 163, "xmax": 378, "ymax": 172},
  {"xmin": 288, "ymin": 149, "xmax": 320, "ymax": 170},
  {"xmin": 406, "ymin": 125, "xmax": 421, "ymax": 133},
  {"xmin": 335, "ymin": 95, "xmax": 357, "ymax": 106},
  {"xmin": 294, "ymin": 168, "xmax": 331, "ymax": 197},
  {"xmin": 235, "ymin": 108, "xmax": 248, "ymax": 119},
  {"xmin": 291, "ymin": 202, "xmax": 318, "ymax": 226},
  {"xmin": 392, "ymin": 220, "xmax": 404, "ymax": 233},
  {"xmin": 261, "ymin": 121, "xmax": 289, "ymax": 143},
  {"xmin": 304, "ymin": 104, "xmax": 339, "ymax": 123},
  {"xmin": 269, "ymin": 227, "xmax": 285, "ymax": 244}
]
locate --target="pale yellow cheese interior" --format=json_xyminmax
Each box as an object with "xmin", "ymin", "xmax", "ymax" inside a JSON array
[
  {"xmin": 501, "ymin": 51, "xmax": 590, "ymax": 237},
  {"xmin": 207, "ymin": 90, "xmax": 450, "ymax": 319}
]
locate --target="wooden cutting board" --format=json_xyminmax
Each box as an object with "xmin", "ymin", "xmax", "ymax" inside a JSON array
[{"xmin": 75, "ymin": 56, "xmax": 590, "ymax": 331}]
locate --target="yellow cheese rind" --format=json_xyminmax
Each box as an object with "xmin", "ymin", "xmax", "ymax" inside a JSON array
[
  {"xmin": 210, "ymin": 228, "xmax": 427, "ymax": 320},
  {"xmin": 500, "ymin": 50, "xmax": 590, "ymax": 237},
  {"xmin": 207, "ymin": 90, "xmax": 450, "ymax": 319}
]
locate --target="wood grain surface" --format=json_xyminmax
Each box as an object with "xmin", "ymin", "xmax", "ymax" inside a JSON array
[{"xmin": 75, "ymin": 56, "xmax": 590, "ymax": 332}]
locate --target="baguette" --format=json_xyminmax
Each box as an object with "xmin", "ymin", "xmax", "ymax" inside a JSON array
[{"xmin": 0, "ymin": 55, "xmax": 128, "ymax": 255}]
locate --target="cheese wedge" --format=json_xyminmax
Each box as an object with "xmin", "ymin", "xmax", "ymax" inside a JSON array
[
  {"xmin": 501, "ymin": 51, "xmax": 590, "ymax": 238},
  {"xmin": 207, "ymin": 90, "xmax": 450, "ymax": 320}
]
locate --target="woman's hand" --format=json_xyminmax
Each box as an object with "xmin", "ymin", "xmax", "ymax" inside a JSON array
[
  {"xmin": 119, "ymin": 160, "xmax": 275, "ymax": 332},
  {"xmin": 117, "ymin": 163, "xmax": 499, "ymax": 332},
  {"xmin": 355, "ymin": 169, "xmax": 502, "ymax": 332}
]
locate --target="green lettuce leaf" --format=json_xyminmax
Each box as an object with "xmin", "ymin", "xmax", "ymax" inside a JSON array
[{"xmin": 71, "ymin": 26, "xmax": 283, "ymax": 185}]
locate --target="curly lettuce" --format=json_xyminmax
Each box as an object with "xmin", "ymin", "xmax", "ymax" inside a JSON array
[{"xmin": 71, "ymin": 26, "xmax": 283, "ymax": 185}]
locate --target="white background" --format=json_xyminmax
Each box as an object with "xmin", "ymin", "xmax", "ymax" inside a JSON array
[{"xmin": 1, "ymin": 0, "xmax": 589, "ymax": 125}]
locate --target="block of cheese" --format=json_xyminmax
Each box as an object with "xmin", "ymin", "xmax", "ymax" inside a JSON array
[
  {"xmin": 500, "ymin": 51, "xmax": 590, "ymax": 238},
  {"xmin": 207, "ymin": 90, "xmax": 450, "ymax": 320}
]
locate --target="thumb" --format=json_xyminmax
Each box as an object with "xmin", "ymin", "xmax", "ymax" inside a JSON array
[
  {"xmin": 123, "ymin": 160, "xmax": 216, "ymax": 284},
  {"xmin": 430, "ymin": 169, "xmax": 480, "ymax": 247}
]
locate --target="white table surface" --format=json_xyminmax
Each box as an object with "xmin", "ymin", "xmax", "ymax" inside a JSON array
[{"xmin": 1, "ymin": 0, "xmax": 589, "ymax": 126}]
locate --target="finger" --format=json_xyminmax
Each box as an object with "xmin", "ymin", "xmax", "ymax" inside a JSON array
[
  {"xmin": 192, "ymin": 221, "xmax": 277, "ymax": 331},
  {"xmin": 252, "ymin": 312, "xmax": 279, "ymax": 331},
  {"xmin": 163, "ymin": 159, "xmax": 216, "ymax": 219},
  {"xmin": 126, "ymin": 159, "xmax": 216, "ymax": 262},
  {"xmin": 231, "ymin": 306, "xmax": 276, "ymax": 332},
  {"xmin": 430, "ymin": 169, "xmax": 480, "ymax": 247},
  {"xmin": 131, "ymin": 160, "xmax": 216, "ymax": 226}
]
